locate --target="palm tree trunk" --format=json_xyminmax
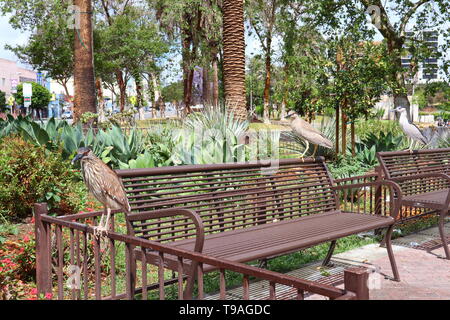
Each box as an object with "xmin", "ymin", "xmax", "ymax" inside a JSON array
[
  {"xmin": 73, "ymin": 0, "xmax": 96, "ymax": 122},
  {"xmin": 223, "ymin": 0, "xmax": 246, "ymax": 120}
]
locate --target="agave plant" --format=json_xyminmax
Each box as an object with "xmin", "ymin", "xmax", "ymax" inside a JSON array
[
  {"xmin": 171, "ymin": 108, "xmax": 249, "ymax": 165},
  {"xmin": 357, "ymin": 131, "xmax": 405, "ymax": 152},
  {"xmin": 355, "ymin": 144, "xmax": 378, "ymax": 167},
  {"xmin": 437, "ymin": 130, "xmax": 450, "ymax": 148},
  {"xmin": 95, "ymin": 125, "xmax": 145, "ymax": 167}
]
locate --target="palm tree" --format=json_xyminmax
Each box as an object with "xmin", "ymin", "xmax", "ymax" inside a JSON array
[
  {"xmin": 222, "ymin": 0, "xmax": 247, "ymax": 120},
  {"xmin": 73, "ymin": 0, "xmax": 96, "ymax": 122}
]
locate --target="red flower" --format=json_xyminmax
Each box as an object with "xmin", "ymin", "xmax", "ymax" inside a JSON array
[
  {"xmin": 31, "ymin": 217, "xmax": 35, "ymax": 223},
  {"xmin": 23, "ymin": 235, "xmax": 30, "ymax": 242},
  {"xmin": 30, "ymin": 288, "xmax": 38, "ymax": 295},
  {"xmin": 45, "ymin": 292, "xmax": 53, "ymax": 300}
]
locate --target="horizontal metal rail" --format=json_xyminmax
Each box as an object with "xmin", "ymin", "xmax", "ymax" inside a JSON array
[{"xmin": 34, "ymin": 203, "xmax": 368, "ymax": 300}]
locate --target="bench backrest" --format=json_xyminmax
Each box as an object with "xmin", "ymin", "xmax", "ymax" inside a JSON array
[
  {"xmin": 377, "ymin": 148, "xmax": 450, "ymax": 196},
  {"xmin": 116, "ymin": 157, "xmax": 338, "ymax": 243}
]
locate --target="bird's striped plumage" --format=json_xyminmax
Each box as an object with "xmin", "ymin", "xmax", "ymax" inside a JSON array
[{"xmin": 80, "ymin": 156, "xmax": 131, "ymax": 213}]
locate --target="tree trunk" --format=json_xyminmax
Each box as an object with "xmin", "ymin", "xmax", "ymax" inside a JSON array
[
  {"xmin": 95, "ymin": 77, "xmax": 106, "ymax": 123},
  {"xmin": 223, "ymin": 0, "xmax": 246, "ymax": 121},
  {"xmin": 116, "ymin": 70, "xmax": 126, "ymax": 112},
  {"xmin": 211, "ymin": 49, "xmax": 220, "ymax": 108},
  {"xmin": 341, "ymin": 100, "xmax": 348, "ymax": 155},
  {"xmin": 351, "ymin": 120, "xmax": 355, "ymax": 156},
  {"xmin": 263, "ymin": 36, "xmax": 272, "ymax": 124},
  {"xmin": 202, "ymin": 65, "xmax": 210, "ymax": 107},
  {"xmin": 150, "ymin": 72, "xmax": 161, "ymax": 115},
  {"xmin": 135, "ymin": 75, "xmax": 145, "ymax": 120},
  {"xmin": 59, "ymin": 80, "xmax": 70, "ymax": 97},
  {"xmin": 335, "ymin": 103, "xmax": 340, "ymax": 155},
  {"xmin": 73, "ymin": 0, "xmax": 96, "ymax": 122}
]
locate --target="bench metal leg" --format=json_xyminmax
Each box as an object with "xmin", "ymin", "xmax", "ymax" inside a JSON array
[
  {"xmin": 438, "ymin": 210, "xmax": 450, "ymax": 260},
  {"xmin": 322, "ymin": 240, "xmax": 336, "ymax": 267},
  {"xmin": 384, "ymin": 225, "xmax": 400, "ymax": 281},
  {"xmin": 183, "ymin": 262, "xmax": 198, "ymax": 300}
]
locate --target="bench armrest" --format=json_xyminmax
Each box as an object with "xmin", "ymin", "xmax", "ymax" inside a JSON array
[
  {"xmin": 126, "ymin": 208, "xmax": 205, "ymax": 253},
  {"xmin": 332, "ymin": 180, "xmax": 403, "ymax": 220}
]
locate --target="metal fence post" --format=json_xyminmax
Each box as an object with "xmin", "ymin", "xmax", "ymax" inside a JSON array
[
  {"xmin": 374, "ymin": 166, "xmax": 383, "ymax": 216},
  {"xmin": 34, "ymin": 203, "xmax": 52, "ymax": 297},
  {"xmin": 344, "ymin": 267, "xmax": 369, "ymax": 300}
]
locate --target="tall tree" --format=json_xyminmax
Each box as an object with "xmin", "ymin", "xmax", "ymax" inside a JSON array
[
  {"xmin": 6, "ymin": 18, "xmax": 74, "ymax": 96},
  {"xmin": 0, "ymin": 0, "xmax": 96, "ymax": 120},
  {"xmin": 246, "ymin": 0, "xmax": 281, "ymax": 123},
  {"xmin": 223, "ymin": 0, "xmax": 247, "ymax": 120},
  {"xmin": 72, "ymin": 0, "xmax": 96, "ymax": 121},
  {"xmin": 310, "ymin": 0, "xmax": 450, "ymax": 118}
]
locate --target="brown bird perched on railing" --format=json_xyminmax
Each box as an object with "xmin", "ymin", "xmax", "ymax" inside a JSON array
[{"xmin": 72, "ymin": 147, "xmax": 131, "ymax": 238}]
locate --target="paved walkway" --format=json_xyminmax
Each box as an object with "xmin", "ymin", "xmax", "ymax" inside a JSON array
[{"xmin": 206, "ymin": 221, "xmax": 450, "ymax": 300}]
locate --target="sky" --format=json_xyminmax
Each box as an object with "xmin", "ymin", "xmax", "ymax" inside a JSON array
[{"xmin": 0, "ymin": 14, "xmax": 30, "ymax": 65}]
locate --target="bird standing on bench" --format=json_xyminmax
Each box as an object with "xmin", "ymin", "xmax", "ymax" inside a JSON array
[
  {"xmin": 286, "ymin": 110, "xmax": 333, "ymax": 159},
  {"xmin": 390, "ymin": 106, "xmax": 428, "ymax": 152},
  {"xmin": 72, "ymin": 147, "xmax": 131, "ymax": 238}
]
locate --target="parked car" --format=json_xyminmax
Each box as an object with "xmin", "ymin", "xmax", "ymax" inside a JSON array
[{"xmin": 61, "ymin": 110, "xmax": 72, "ymax": 119}]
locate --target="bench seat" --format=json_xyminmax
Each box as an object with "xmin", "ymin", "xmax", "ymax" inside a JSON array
[
  {"xmin": 119, "ymin": 157, "xmax": 401, "ymax": 297},
  {"xmin": 377, "ymin": 148, "xmax": 450, "ymax": 260},
  {"xmin": 402, "ymin": 189, "xmax": 450, "ymax": 210},
  {"xmin": 135, "ymin": 210, "xmax": 394, "ymax": 273}
]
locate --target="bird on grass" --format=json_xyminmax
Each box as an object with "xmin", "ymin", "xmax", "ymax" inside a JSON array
[
  {"xmin": 286, "ymin": 110, "xmax": 333, "ymax": 159},
  {"xmin": 390, "ymin": 106, "xmax": 428, "ymax": 152},
  {"xmin": 71, "ymin": 147, "xmax": 131, "ymax": 238}
]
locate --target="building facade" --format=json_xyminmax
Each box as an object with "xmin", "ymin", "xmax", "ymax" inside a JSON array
[
  {"xmin": 0, "ymin": 58, "xmax": 37, "ymax": 97},
  {"xmin": 401, "ymin": 30, "xmax": 442, "ymax": 84}
]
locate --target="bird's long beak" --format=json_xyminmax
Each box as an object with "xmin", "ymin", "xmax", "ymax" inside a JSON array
[{"xmin": 71, "ymin": 154, "xmax": 82, "ymax": 165}]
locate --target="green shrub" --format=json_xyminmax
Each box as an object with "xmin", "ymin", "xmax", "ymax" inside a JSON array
[
  {"xmin": 0, "ymin": 136, "xmax": 88, "ymax": 222},
  {"xmin": 328, "ymin": 155, "xmax": 372, "ymax": 180}
]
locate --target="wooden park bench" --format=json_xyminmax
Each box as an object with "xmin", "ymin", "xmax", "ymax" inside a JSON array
[
  {"xmin": 117, "ymin": 157, "xmax": 401, "ymax": 298},
  {"xmin": 377, "ymin": 148, "xmax": 450, "ymax": 259}
]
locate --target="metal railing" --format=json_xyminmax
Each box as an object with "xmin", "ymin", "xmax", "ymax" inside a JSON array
[{"xmin": 34, "ymin": 203, "xmax": 368, "ymax": 300}]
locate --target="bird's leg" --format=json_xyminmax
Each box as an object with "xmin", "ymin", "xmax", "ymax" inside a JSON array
[
  {"xmin": 409, "ymin": 138, "xmax": 414, "ymax": 154},
  {"xmin": 102, "ymin": 207, "xmax": 112, "ymax": 236},
  {"xmin": 312, "ymin": 144, "xmax": 319, "ymax": 158},
  {"xmin": 94, "ymin": 207, "xmax": 108, "ymax": 239},
  {"xmin": 300, "ymin": 140, "xmax": 309, "ymax": 162}
]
